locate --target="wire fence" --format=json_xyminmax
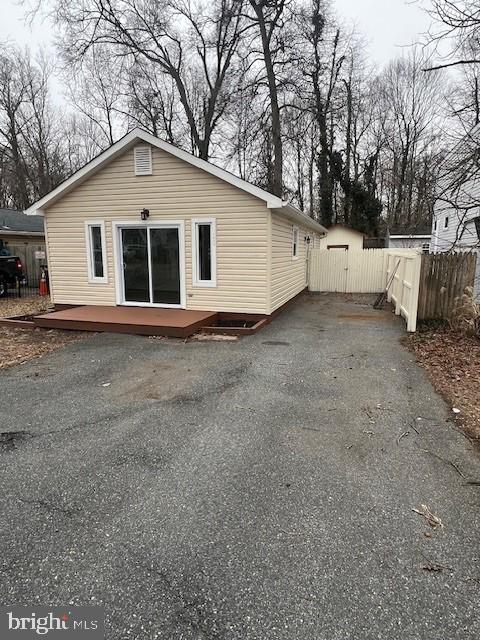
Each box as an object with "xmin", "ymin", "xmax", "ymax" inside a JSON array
[{"xmin": 1, "ymin": 278, "xmax": 41, "ymax": 299}]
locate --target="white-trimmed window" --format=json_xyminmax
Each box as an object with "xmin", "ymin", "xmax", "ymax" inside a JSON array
[
  {"xmin": 292, "ymin": 226, "xmax": 299, "ymax": 259},
  {"xmin": 85, "ymin": 220, "xmax": 107, "ymax": 283},
  {"xmin": 434, "ymin": 219, "xmax": 438, "ymax": 232},
  {"xmin": 192, "ymin": 218, "xmax": 216, "ymax": 287},
  {"xmin": 444, "ymin": 216, "xmax": 449, "ymax": 229}
]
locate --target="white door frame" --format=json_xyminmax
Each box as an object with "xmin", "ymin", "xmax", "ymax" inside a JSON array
[{"xmin": 112, "ymin": 220, "xmax": 186, "ymax": 309}]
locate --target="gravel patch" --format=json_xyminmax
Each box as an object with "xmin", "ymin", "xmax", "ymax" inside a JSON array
[
  {"xmin": 0, "ymin": 326, "xmax": 83, "ymax": 369},
  {"xmin": 0, "ymin": 295, "xmax": 52, "ymax": 319}
]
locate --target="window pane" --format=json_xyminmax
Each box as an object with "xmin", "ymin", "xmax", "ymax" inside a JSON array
[
  {"xmin": 198, "ymin": 224, "xmax": 212, "ymax": 281},
  {"xmin": 91, "ymin": 226, "xmax": 104, "ymax": 278},
  {"xmin": 151, "ymin": 228, "xmax": 180, "ymax": 304},
  {"xmin": 122, "ymin": 228, "xmax": 149, "ymax": 302}
]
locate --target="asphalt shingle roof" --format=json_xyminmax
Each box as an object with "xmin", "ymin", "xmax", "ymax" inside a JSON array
[
  {"xmin": 388, "ymin": 224, "xmax": 431, "ymax": 237},
  {"xmin": 0, "ymin": 209, "xmax": 44, "ymax": 234}
]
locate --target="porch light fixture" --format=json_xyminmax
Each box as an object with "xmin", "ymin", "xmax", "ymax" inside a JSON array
[{"xmin": 141, "ymin": 208, "xmax": 150, "ymax": 221}]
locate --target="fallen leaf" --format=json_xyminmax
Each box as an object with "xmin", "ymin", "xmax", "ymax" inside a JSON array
[{"xmin": 412, "ymin": 504, "xmax": 443, "ymax": 530}]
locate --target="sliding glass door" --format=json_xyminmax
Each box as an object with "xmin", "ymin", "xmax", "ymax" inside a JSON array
[
  {"xmin": 120, "ymin": 225, "xmax": 182, "ymax": 306},
  {"xmin": 150, "ymin": 228, "xmax": 180, "ymax": 304},
  {"xmin": 122, "ymin": 228, "xmax": 149, "ymax": 303}
]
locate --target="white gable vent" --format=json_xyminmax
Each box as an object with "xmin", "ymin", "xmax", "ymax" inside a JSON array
[{"xmin": 134, "ymin": 145, "xmax": 152, "ymax": 176}]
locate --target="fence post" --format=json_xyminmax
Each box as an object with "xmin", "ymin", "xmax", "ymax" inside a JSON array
[
  {"xmin": 407, "ymin": 254, "xmax": 422, "ymax": 332},
  {"xmin": 386, "ymin": 254, "xmax": 393, "ymax": 302},
  {"xmin": 395, "ymin": 257, "xmax": 406, "ymax": 316}
]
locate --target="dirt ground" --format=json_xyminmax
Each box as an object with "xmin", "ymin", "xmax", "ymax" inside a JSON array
[
  {"xmin": 0, "ymin": 295, "xmax": 52, "ymax": 319},
  {"xmin": 0, "ymin": 295, "xmax": 81, "ymax": 369},
  {"xmin": 406, "ymin": 327, "xmax": 480, "ymax": 443},
  {"xmin": 0, "ymin": 327, "xmax": 82, "ymax": 370}
]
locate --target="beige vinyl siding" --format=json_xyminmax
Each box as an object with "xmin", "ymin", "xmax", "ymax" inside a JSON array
[
  {"xmin": 44, "ymin": 144, "xmax": 269, "ymax": 313},
  {"xmin": 318, "ymin": 225, "xmax": 364, "ymax": 250},
  {"xmin": 270, "ymin": 212, "xmax": 308, "ymax": 312}
]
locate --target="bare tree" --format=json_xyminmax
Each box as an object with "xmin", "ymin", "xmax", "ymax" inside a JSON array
[
  {"xmin": 424, "ymin": 0, "xmax": 480, "ymax": 70},
  {"xmin": 124, "ymin": 62, "xmax": 182, "ymax": 143},
  {"xmin": 0, "ymin": 45, "xmax": 76, "ymax": 208},
  {"xmin": 246, "ymin": 0, "xmax": 292, "ymax": 196},
  {"xmin": 39, "ymin": 0, "xmax": 246, "ymax": 160},
  {"xmin": 296, "ymin": 0, "xmax": 345, "ymax": 226},
  {"xmin": 376, "ymin": 48, "xmax": 444, "ymax": 228},
  {"xmin": 65, "ymin": 47, "xmax": 126, "ymax": 147},
  {"xmin": 0, "ymin": 46, "xmax": 31, "ymax": 208}
]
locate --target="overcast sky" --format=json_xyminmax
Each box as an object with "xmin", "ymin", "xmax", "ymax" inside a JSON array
[{"xmin": 1, "ymin": 0, "xmax": 431, "ymax": 67}]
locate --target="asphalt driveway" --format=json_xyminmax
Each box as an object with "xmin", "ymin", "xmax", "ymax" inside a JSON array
[{"xmin": 1, "ymin": 294, "xmax": 480, "ymax": 639}]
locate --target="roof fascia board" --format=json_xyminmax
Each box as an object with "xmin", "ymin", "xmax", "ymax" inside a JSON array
[
  {"xmin": 390, "ymin": 234, "xmax": 431, "ymax": 239},
  {"xmin": 273, "ymin": 204, "xmax": 327, "ymax": 234},
  {"xmin": 0, "ymin": 230, "xmax": 44, "ymax": 236}
]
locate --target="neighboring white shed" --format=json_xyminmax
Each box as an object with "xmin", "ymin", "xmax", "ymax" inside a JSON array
[
  {"xmin": 318, "ymin": 225, "xmax": 365, "ymax": 250},
  {"xmin": 386, "ymin": 227, "xmax": 431, "ymax": 251}
]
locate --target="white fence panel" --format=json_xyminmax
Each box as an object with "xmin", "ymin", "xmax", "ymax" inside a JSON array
[
  {"xmin": 309, "ymin": 248, "xmax": 389, "ymax": 294},
  {"xmin": 309, "ymin": 248, "xmax": 348, "ymax": 293},
  {"xmin": 346, "ymin": 249, "xmax": 389, "ymax": 293},
  {"xmin": 386, "ymin": 251, "xmax": 422, "ymax": 332}
]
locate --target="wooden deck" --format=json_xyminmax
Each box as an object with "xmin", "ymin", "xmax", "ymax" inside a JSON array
[{"xmin": 34, "ymin": 306, "xmax": 218, "ymax": 338}]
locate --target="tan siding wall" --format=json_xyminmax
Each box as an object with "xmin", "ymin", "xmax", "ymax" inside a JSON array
[
  {"xmin": 270, "ymin": 213, "xmax": 308, "ymax": 312},
  {"xmin": 318, "ymin": 225, "xmax": 364, "ymax": 250},
  {"xmin": 44, "ymin": 145, "xmax": 269, "ymax": 313}
]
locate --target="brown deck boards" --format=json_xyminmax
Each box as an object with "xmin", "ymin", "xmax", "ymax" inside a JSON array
[{"xmin": 34, "ymin": 306, "xmax": 218, "ymax": 337}]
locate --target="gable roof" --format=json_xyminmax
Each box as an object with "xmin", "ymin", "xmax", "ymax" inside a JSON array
[
  {"xmin": 0, "ymin": 208, "xmax": 44, "ymax": 235},
  {"xmin": 25, "ymin": 128, "xmax": 326, "ymax": 234}
]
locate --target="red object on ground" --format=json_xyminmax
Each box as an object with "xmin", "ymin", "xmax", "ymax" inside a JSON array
[{"xmin": 39, "ymin": 269, "xmax": 49, "ymax": 296}]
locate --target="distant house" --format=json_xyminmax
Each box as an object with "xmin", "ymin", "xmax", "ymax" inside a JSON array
[
  {"xmin": 386, "ymin": 226, "xmax": 431, "ymax": 251},
  {"xmin": 318, "ymin": 224, "xmax": 365, "ymax": 251},
  {"xmin": 0, "ymin": 208, "xmax": 46, "ymax": 284},
  {"xmin": 431, "ymin": 128, "xmax": 480, "ymax": 297}
]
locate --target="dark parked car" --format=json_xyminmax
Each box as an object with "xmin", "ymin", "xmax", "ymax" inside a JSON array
[{"xmin": 0, "ymin": 255, "xmax": 24, "ymax": 297}]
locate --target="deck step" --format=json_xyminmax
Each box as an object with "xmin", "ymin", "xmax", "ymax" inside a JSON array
[{"xmin": 34, "ymin": 306, "xmax": 218, "ymax": 338}]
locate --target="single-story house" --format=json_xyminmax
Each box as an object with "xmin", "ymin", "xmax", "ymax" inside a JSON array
[
  {"xmin": 386, "ymin": 226, "xmax": 431, "ymax": 251},
  {"xmin": 25, "ymin": 129, "xmax": 326, "ymax": 334},
  {"xmin": 0, "ymin": 208, "xmax": 46, "ymax": 284},
  {"xmin": 318, "ymin": 224, "xmax": 365, "ymax": 251}
]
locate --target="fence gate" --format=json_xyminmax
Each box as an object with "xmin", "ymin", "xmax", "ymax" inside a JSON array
[
  {"xmin": 308, "ymin": 248, "xmax": 389, "ymax": 294},
  {"xmin": 309, "ymin": 249, "xmax": 348, "ymax": 292}
]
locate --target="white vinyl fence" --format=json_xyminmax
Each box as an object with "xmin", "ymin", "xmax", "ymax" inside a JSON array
[
  {"xmin": 308, "ymin": 248, "xmax": 422, "ymax": 331},
  {"xmin": 386, "ymin": 251, "xmax": 422, "ymax": 332},
  {"xmin": 308, "ymin": 248, "xmax": 390, "ymax": 294}
]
